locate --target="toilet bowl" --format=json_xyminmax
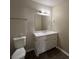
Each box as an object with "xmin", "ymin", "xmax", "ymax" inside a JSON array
[{"xmin": 12, "ymin": 48, "xmax": 26, "ymax": 59}]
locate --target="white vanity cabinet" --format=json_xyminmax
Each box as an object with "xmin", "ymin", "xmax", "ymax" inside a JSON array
[{"xmin": 34, "ymin": 31, "xmax": 58, "ymax": 56}]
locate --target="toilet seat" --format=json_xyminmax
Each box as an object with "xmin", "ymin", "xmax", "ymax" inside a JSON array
[{"xmin": 12, "ymin": 48, "xmax": 26, "ymax": 59}]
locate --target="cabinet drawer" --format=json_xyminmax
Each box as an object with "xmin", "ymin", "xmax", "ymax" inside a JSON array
[
  {"xmin": 47, "ymin": 34, "xmax": 57, "ymax": 39},
  {"xmin": 35, "ymin": 36, "xmax": 47, "ymax": 41},
  {"xmin": 44, "ymin": 35, "xmax": 57, "ymax": 42}
]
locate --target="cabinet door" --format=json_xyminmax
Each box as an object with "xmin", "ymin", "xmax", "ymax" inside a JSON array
[
  {"xmin": 45, "ymin": 39, "xmax": 57, "ymax": 50},
  {"xmin": 45, "ymin": 35, "xmax": 57, "ymax": 50},
  {"xmin": 35, "ymin": 36, "xmax": 47, "ymax": 54}
]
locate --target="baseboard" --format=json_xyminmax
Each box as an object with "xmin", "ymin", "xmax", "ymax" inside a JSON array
[
  {"xmin": 56, "ymin": 47, "xmax": 69, "ymax": 56},
  {"xmin": 26, "ymin": 48, "xmax": 34, "ymax": 53}
]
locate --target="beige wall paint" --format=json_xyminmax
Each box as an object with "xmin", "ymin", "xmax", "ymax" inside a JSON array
[
  {"xmin": 10, "ymin": 7, "xmax": 36, "ymax": 55},
  {"xmin": 52, "ymin": 0, "xmax": 69, "ymax": 53}
]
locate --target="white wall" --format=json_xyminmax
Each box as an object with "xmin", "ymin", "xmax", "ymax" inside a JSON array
[{"xmin": 52, "ymin": 0, "xmax": 69, "ymax": 53}]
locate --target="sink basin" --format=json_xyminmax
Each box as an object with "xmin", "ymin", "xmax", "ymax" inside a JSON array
[{"xmin": 33, "ymin": 30, "xmax": 57, "ymax": 37}]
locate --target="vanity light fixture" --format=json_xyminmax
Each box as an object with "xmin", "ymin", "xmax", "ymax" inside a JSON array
[{"xmin": 37, "ymin": 10, "xmax": 49, "ymax": 16}]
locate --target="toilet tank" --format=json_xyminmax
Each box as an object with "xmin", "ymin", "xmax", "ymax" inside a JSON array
[{"xmin": 13, "ymin": 36, "xmax": 26, "ymax": 49}]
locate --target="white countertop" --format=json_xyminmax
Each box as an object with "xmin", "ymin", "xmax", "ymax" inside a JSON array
[{"xmin": 33, "ymin": 30, "xmax": 58, "ymax": 37}]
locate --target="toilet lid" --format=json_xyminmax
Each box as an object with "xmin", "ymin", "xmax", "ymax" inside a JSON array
[{"xmin": 12, "ymin": 48, "xmax": 26, "ymax": 59}]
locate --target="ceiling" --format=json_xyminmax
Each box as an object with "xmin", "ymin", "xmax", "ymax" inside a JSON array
[
  {"xmin": 11, "ymin": 0, "xmax": 66, "ymax": 11},
  {"xmin": 32, "ymin": 0, "xmax": 65, "ymax": 7}
]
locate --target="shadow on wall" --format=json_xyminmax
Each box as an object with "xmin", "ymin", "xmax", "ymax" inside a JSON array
[
  {"xmin": 57, "ymin": 34, "xmax": 61, "ymax": 48},
  {"xmin": 10, "ymin": 37, "xmax": 15, "ymax": 56}
]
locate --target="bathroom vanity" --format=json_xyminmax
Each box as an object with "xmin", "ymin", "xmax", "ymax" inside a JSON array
[{"xmin": 33, "ymin": 31, "xmax": 58, "ymax": 56}]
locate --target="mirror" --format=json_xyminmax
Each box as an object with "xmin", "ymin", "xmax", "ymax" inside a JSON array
[{"xmin": 34, "ymin": 13, "xmax": 52, "ymax": 31}]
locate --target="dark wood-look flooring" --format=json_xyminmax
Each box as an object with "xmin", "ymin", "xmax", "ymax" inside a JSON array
[{"xmin": 25, "ymin": 48, "xmax": 69, "ymax": 59}]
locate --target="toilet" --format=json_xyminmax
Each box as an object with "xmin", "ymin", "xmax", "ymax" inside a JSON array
[{"xmin": 12, "ymin": 36, "xmax": 26, "ymax": 59}]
